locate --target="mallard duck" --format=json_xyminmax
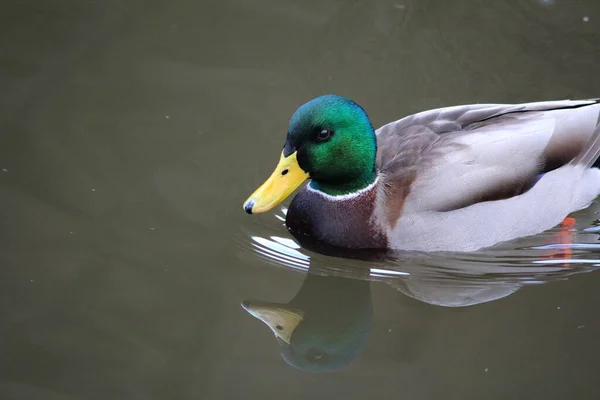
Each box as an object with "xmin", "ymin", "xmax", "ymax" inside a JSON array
[{"xmin": 243, "ymin": 95, "xmax": 600, "ymax": 252}]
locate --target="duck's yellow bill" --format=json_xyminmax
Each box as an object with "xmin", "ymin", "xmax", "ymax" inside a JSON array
[{"xmin": 244, "ymin": 151, "xmax": 309, "ymax": 214}]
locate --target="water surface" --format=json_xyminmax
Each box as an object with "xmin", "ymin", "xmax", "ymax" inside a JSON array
[{"xmin": 1, "ymin": 0, "xmax": 600, "ymax": 399}]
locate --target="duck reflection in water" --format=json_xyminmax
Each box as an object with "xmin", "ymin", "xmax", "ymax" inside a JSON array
[
  {"xmin": 242, "ymin": 218, "xmax": 600, "ymax": 372},
  {"xmin": 242, "ymin": 272, "xmax": 372, "ymax": 373}
]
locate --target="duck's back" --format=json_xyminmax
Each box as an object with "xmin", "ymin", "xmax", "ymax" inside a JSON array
[{"xmin": 373, "ymin": 100, "xmax": 600, "ymax": 251}]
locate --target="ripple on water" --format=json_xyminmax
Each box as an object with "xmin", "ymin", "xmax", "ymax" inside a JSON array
[{"xmin": 235, "ymin": 206, "xmax": 600, "ymax": 307}]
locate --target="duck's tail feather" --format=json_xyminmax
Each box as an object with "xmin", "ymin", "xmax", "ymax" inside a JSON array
[{"xmin": 571, "ymin": 116, "xmax": 600, "ymax": 168}]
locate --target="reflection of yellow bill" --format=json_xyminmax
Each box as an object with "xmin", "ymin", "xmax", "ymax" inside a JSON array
[
  {"xmin": 241, "ymin": 301, "xmax": 304, "ymax": 344},
  {"xmin": 244, "ymin": 151, "xmax": 308, "ymax": 214}
]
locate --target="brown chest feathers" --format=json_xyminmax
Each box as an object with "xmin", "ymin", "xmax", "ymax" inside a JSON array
[{"xmin": 285, "ymin": 183, "xmax": 388, "ymax": 249}]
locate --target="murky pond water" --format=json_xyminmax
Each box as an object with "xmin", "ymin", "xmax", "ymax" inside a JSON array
[{"xmin": 2, "ymin": 0, "xmax": 600, "ymax": 399}]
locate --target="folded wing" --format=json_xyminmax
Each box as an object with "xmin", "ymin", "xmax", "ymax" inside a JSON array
[{"xmin": 375, "ymin": 100, "xmax": 600, "ymax": 214}]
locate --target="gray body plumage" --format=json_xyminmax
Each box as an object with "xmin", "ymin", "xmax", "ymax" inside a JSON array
[{"xmin": 373, "ymin": 99, "xmax": 600, "ymax": 251}]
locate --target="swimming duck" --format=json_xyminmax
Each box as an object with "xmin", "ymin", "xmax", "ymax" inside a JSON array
[{"xmin": 243, "ymin": 95, "xmax": 600, "ymax": 252}]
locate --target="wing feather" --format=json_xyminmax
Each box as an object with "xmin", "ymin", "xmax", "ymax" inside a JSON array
[{"xmin": 375, "ymin": 100, "xmax": 600, "ymax": 214}]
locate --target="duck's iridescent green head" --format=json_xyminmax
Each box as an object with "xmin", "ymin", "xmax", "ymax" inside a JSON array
[
  {"xmin": 244, "ymin": 95, "xmax": 377, "ymax": 214},
  {"xmin": 286, "ymin": 95, "xmax": 377, "ymax": 194}
]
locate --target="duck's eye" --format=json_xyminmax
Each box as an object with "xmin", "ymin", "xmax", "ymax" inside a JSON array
[{"xmin": 316, "ymin": 129, "xmax": 333, "ymax": 141}]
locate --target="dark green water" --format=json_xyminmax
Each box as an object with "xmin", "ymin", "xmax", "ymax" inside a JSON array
[{"xmin": 1, "ymin": 0, "xmax": 600, "ymax": 398}]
